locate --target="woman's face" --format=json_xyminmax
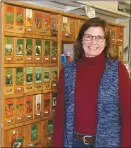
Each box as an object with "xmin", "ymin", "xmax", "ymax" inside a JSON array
[{"xmin": 82, "ymin": 27, "xmax": 106, "ymax": 57}]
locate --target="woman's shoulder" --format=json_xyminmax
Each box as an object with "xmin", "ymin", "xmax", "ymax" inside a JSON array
[
  {"xmin": 118, "ymin": 61, "xmax": 128, "ymax": 71},
  {"xmin": 118, "ymin": 61, "xmax": 130, "ymax": 79}
]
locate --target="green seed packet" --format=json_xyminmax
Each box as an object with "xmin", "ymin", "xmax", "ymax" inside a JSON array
[
  {"xmin": 35, "ymin": 67, "xmax": 42, "ymax": 83},
  {"xmin": 26, "ymin": 39, "xmax": 32, "ymax": 56},
  {"xmin": 43, "ymin": 67, "xmax": 50, "ymax": 82},
  {"xmin": 16, "ymin": 38, "xmax": 24, "ymax": 56},
  {"xmin": 5, "ymin": 37, "xmax": 13, "ymax": 56},
  {"xmin": 52, "ymin": 67, "xmax": 58, "ymax": 81},
  {"xmin": 48, "ymin": 120, "xmax": 53, "ymax": 134},
  {"xmin": 5, "ymin": 68, "xmax": 13, "ymax": 86},
  {"xmin": 26, "ymin": 67, "xmax": 33, "ymax": 84},
  {"xmin": 36, "ymin": 39, "xmax": 42, "ymax": 56},
  {"xmin": 31, "ymin": 124, "xmax": 38, "ymax": 141},
  {"xmin": 16, "ymin": 67, "xmax": 24, "ymax": 84},
  {"xmin": 44, "ymin": 40, "xmax": 50, "ymax": 56},
  {"xmin": 12, "ymin": 137, "xmax": 24, "ymax": 148},
  {"xmin": 52, "ymin": 41, "xmax": 57, "ymax": 56}
]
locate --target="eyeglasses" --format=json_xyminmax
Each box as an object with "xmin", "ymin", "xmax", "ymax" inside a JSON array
[{"xmin": 83, "ymin": 34, "xmax": 105, "ymax": 43}]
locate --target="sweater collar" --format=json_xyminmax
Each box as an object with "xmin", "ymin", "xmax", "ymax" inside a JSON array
[{"xmin": 78, "ymin": 52, "xmax": 105, "ymax": 66}]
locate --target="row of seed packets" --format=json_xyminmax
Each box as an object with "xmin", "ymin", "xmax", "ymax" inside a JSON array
[
  {"xmin": 5, "ymin": 37, "xmax": 58, "ymax": 64},
  {"xmin": 4, "ymin": 66, "xmax": 58, "ymax": 95},
  {"xmin": 5, "ymin": 92, "xmax": 56, "ymax": 126}
]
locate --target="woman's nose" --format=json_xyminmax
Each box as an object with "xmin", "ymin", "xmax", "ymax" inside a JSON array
[{"xmin": 91, "ymin": 36, "xmax": 97, "ymax": 43}]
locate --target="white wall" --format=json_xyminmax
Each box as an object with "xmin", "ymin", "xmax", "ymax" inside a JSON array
[
  {"xmin": 95, "ymin": 13, "xmax": 116, "ymax": 23},
  {"xmin": 90, "ymin": 1, "xmax": 118, "ymax": 11}
]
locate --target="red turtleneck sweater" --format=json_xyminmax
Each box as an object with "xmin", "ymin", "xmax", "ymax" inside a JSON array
[{"xmin": 53, "ymin": 53, "xmax": 131, "ymax": 147}]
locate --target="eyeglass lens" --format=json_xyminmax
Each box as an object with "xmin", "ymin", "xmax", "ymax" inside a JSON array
[{"xmin": 84, "ymin": 34, "xmax": 105, "ymax": 42}]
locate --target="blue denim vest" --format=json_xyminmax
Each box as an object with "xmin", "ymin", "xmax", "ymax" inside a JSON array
[{"xmin": 63, "ymin": 60, "xmax": 121, "ymax": 148}]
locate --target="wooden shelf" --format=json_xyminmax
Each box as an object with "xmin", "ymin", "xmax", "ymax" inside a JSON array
[
  {"xmin": 4, "ymin": 115, "xmax": 54, "ymax": 130},
  {"xmin": 4, "ymin": 63, "xmax": 58, "ymax": 68},
  {"xmin": 4, "ymin": 32, "xmax": 58, "ymax": 40},
  {"xmin": 62, "ymin": 39, "xmax": 75, "ymax": 42},
  {"xmin": 4, "ymin": 89, "xmax": 57, "ymax": 99}
]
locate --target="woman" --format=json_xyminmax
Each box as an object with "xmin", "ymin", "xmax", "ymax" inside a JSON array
[{"xmin": 53, "ymin": 17, "xmax": 130, "ymax": 147}]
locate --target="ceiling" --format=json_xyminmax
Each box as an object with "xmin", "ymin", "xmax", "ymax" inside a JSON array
[{"xmin": 21, "ymin": 0, "xmax": 130, "ymax": 18}]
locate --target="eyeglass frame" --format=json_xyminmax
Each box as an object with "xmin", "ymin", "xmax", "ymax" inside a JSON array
[{"xmin": 83, "ymin": 34, "xmax": 105, "ymax": 43}]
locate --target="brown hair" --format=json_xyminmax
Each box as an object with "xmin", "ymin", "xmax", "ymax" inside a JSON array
[{"xmin": 74, "ymin": 17, "xmax": 115, "ymax": 61}]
